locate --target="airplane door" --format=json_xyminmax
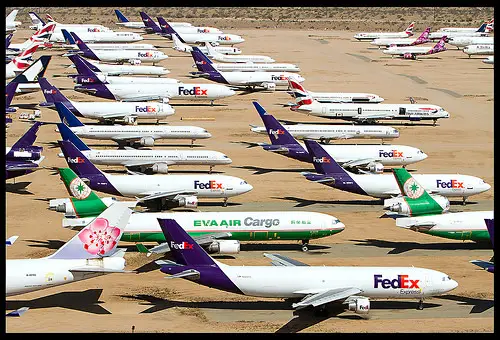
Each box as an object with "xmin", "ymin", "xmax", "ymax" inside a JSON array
[
  {"xmin": 322, "ymin": 107, "xmax": 327, "ymax": 114},
  {"xmin": 461, "ymin": 231, "xmax": 472, "ymax": 241},
  {"xmin": 251, "ymin": 231, "xmax": 269, "ymax": 240},
  {"xmin": 358, "ymin": 107, "xmax": 362, "ymax": 115},
  {"xmin": 399, "ymin": 107, "xmax": 406, "ymax": 115}
]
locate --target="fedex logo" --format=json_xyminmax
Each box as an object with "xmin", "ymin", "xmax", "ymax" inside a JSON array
[
  {"xmin": 195, "ymin": 60, "xmax": 207, "ymax": 65},
  {"xmin": 80, "ymin": 78, "xmax": 95, "ymax": 84},
  {"xmin": 178, "ymin": 86, "xmax": 208, "ymax": 96},
  {"xmin": 218, "ymin": 36, "xmax": 232, "ymax": 41},
  {"xmin": 197, "ymin": 28, "xmax": 210, "ymax": 33},
  {"xmin": 170, "ymin": 241, "xmax": 194, "ymax": 250},
  {"xmin": 194, "ymin": 180, "xmax": 223, "ymax": 190},
  {"xmin": 269, "ymin": 129, "xmax": 285, "ymax": 137},
  {"xmin": 312, "ymin": 156, "xmax": 331, "ymax": 163},
  {"xmin": 135, "ymin": 106, "xmax": 157, "ymax": 113},
  {"xmin": 271, "ymin": 75, "xmax": 287, "ymax": 81},
  {"xmin": 436, "ymin": 179, "xmax": 464, "ymax": 189},
  {"xmin": 379, "ymin": 150, "xmax": 403, "ymax": 158},
  {"xmin": 138, "ymin": 51, "xmax": 153, "ymax": 58},
  {"xmin": 374, "ymin": 274, "xmax": 420, "ymax": 289},
  {"xmin": 88, "ymin": 28, "xmax": 101, "ymax": 32},
  {"xmin": 43, "ymin": 89, "xmax": 57, "ymax": 95},
  {"xmin": 67, "ymin": 157, "xmax": 85, "ymax": 164}
]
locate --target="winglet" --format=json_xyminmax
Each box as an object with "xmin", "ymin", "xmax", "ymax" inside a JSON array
[
  {"xmin": 6, "ymin": 307, "xmax": 30, "ymax": 317},
  {"xmin": 6, "ymin": 236, "xmax": 19, "ymax": 246}
]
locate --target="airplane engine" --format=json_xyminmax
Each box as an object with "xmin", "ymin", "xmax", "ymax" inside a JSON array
[
  {"xmin": 123, "ymin": 116, "xmax": 137, "ymax": 125},
  {"xmin": 175, "ymin": 195, "xmax": 198, "ymax": 209},
  {"xmin": 50, "ymin": 197, "xmax": 117, "ymax": 218},
  {"xmin": 367, "ymin": 161, "xmax": 384, "ymax": 173},
  {"xmin": 206, "ymin": 240, "xmax": 241, "ymax": 254},
  {"xmin": 139, "ymin": 136, "xmax": 155, "ymax": 146},
  {"xmin": 262, "ymin": 82, "xmax": 276, "ymax": 91},
  {"xmin": 384, "ymin": 194, "xmax": 450, "ymax": 216},
  {"xmin": 151, "ymin": 163, "xmax": 169, "ymax": 174},
  {"xmin": 347, "ymin": 297, "xmax": 370, "ymax": 314},
  {"xmin": 130, "ymin": 59, "xmax": 142, "ymax": 65},
  {"xmin": 403, "ymin": 52, "xmax": 417, "ymax": 60}
]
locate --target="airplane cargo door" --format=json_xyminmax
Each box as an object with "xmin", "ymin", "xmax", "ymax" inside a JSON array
[
  {"xmin": 399, "ymin": 107, "xmax": 406, "ymax": 115},
  {"xmin": 250, "ymin": 231, "xmax": 269, "ymax": 240},
  {"xmin": 358, "ymin": 107, "xmax": 362, "ymax": 115}
]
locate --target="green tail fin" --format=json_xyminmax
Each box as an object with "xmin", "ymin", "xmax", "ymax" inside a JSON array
[{"xmin": 136, "ymin": 243, "xmax": 150, "ymax": 253}]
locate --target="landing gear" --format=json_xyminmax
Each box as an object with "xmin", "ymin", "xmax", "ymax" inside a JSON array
[
  {"xmin": 223, "ymin": 197, "xmax": 228, "ymax": 207},
  {"xmin": 417, "ymin": 299, "xmax": 424, "ymax": 310},
  {"xmin": 190, "ymin": 139, "xmax": 194, "ymax": 148},
  {"xmin": 433, "ymin": 119, "xmax": 437, "ymax": 127},
  {"xmin": 156, "ymin": 119, "xmax": 160, "ymax": 125},
  {"xmin": 209, "ymin": 165, "xmax": 213, "ymax": 174},
  {"xmin": 301, "ymin": 239, "xmax": 309, "ymax": 252},
  {"xmin": 462, "ymin": 197, "xmax": 467, "ymax": 205},
  {"xmin": 210, "ymin": 100, "xmax": 214, "ymax": 107}
]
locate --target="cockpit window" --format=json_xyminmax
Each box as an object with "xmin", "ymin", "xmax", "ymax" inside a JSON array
[
  {"xmin": 240, "ymin": 181, "xmax": 247, "ymax": 185},
  {"xmin": 333, "ymin": 218, "xmax": 340, "ymax": 224}
]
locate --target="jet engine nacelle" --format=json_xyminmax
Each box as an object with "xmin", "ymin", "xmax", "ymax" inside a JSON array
[
  {"xmin": 347, "ymin": 297, "xmax": 370, "ymax": 314},
  {"xmin": 130, "ymin": 59, "xmax": 142, "ymax": 65},
  {"xmin": 262, "ymin": 82, "xmax": 276, "ymax": 91},
  {"xmin": 139, "ymin": 136, "xmax": 155, "ymax": 146},
  {"xmin": 206, "ymin": 240, "xmax": 241, "ymax": 254},
  {"xmin": 50, "ymin": 197, "xmax": 117, "ymax": 217},
  {"xmin": 403, "ymin": 52, "xmax": 417, "ymax": 60},
  {"xmin": 123, "ymin": 115, "xmax": 137, "ymax": 125},
  {"xmin": 175, "ymin": 195, "xmax": 198, "ymax": 209},
  {"xmin": 384, "ymin": 194, "xmax": 450, "ymax": 216},
  {"xmin": 367, "ymin": 161, "xmax": 384, "ymax": 173},
  {"xmin": 151, "ymin": 163, "xmax": 169, "ymax": 174}
]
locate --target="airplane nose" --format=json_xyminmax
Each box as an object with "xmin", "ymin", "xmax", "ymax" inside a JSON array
[
  {"xmin": 449, "ymin": 279, "xmax": 459, "ymax": 292},
  {"xmin": 421, "ymin": 152, "xmax": 428, "ymax": 160},
  {"xmin": 483, "ymin": 182, "xmax": 491, "ymax": 191},
  {"xmin": 244, "ymin": 183, "xmax": 253, "ymax": 193}
]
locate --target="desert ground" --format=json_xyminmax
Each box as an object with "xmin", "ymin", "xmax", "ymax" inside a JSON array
[{"xmin": 5, "ymin": 7, "xmax": 494, "ymax": 333}]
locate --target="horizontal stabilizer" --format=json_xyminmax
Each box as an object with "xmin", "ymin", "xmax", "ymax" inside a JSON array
[
  {"xmin": 264, "ymin": 253, "xmax": 309, "ymax": 267},
  {"xmin": 155, "ymin": 259, "xmax": 181, "ymax": 266},
  {"xmin": 6, "ymin": 235, "xmax": 19, "ymax": 246},
  {"xmin": 292, "ymin": 287, "xmax": 362, "ymax": 310},
  {"xmin": 164, "ymin": 269, "xmax": 200, "ymax": 280},
  {"xmin": 6, "ymin": 307, "xmax": 30, "ymax": 317}
]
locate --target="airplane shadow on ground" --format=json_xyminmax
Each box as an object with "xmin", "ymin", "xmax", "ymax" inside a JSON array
[
  {"xmin": 234, "ymin": 165, "xmax": 313, "ymax": 175},
  {"xmin": 6, "ymin": 289, "xmax": 111, "ymax": 314},
  {"xmin": 272, "ymin": 196, "xmax": 383, "ymax": 207},
  {"xmin": 170, "ymin": 103, "xmax": 227, "ymax": 107},
  {"xmin": 240, "ymin": 243, "xmax": 330, "ymax": 254},
  {"xmin": 102, "ymin": 169, "xmax": 224, "ymax": 175},
  {"xmin": 438, "ymin": 294, "xmax": 494, "ymax": 314},
  {"xmin": 25, "ymin": 239, "xmax": 65, "ymax": 250},
  {"xmin": 350, "ymin": 239, "xmax": 492, "ymax": 254},
  {"xmin": 6, "ymin": 182, "xmax": 34, "ymax": 195}
]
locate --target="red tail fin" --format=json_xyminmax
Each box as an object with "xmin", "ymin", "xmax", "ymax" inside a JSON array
[{"xmin": 288, "ymin": 78, "xmax": 306, "ymax": 92}]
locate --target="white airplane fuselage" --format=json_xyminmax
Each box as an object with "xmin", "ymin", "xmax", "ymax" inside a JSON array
[
  {"xmin": 211, "ymin": 54, "xmax": 275, "ymax": 63},
  {"xmin": 172, "ymin": 33, "xmax": 245, "ymax": 45},
  {"xmin": 463, "ymin": 44, "xmax": 494, "ymax": 55},
  {"xmin": 371, "ymin": 37, "xmax": 420, "ymax": 47},
  {"xmin": 428, "ymin": 31, "xmax": 489, "ymax": 40},
  {"xmin": 298, "ymin": 90, "xmax": 384, "ymax": 103},
  {"xmin": 221, "ymin": 72, "xmax": 305, "ymax": 86},
  {"xmin": 172, "ymin": 35, "xmax": 241, "ymax": 55},
  {"xmin": 83, "ymin": 61, "xmax": 170, "ymax": 76},
  {"xmin": 448, "ymin": 36, "xmax": 494, "ymax": 48},
  {"xmin": 82, "ymin": 43, "xmax": 157, "ymax": 50},
  {"xmin": 51, "ymin": 31, "xmax": 143, "ymax": 43},
  {"xmin": 382, "ymin": 46, "xmax": 433, "ymax": 55},
  {"xmin": 354, "ymin": 31, "xmax": 411, "ymax": 41},
  {"xmin": 81, "ymin": 74, "xmax": 178, "ymax": 85},
  {"xmin": 214, "ymin": 62, "xmax": 300, "ymax": 72},
  {"xmin": 88, "ymin": 49, "xmax": 168, "ymax": 63},
  {"xmin": 166, "ymin": 26, "xmax": 222, "ymax": 34}
]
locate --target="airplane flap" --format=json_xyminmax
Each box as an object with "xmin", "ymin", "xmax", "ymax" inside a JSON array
[
  {"xmin": 292, "ymin": 287, "xmax": 362, "ymax": 309},
  {"xmin": 263, "ymin": 253, "xmax": 309, "ymax": 267},
  {"xmin": 138, "ymin": 190, "xmax": 198, "ymax": 202},
  {"xmin": 193, "ymin": 232, "xmax": 233, "ymax": 246},
  {"xmin": 165, "ymin": 269, "xmax": 200, "ymax": 280},
  {"xmin": 100, "ymin": 112, "xmax": 138, "ymax": 119},
  {"xmin": 124, "ymin": 160, "xmax": 174, "ymax": 168},
  {"xmin": 342, "ymin": 158, "xmax": 375, "ymax": 168}
]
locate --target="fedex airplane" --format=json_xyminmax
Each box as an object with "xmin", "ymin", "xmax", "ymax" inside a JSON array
[
  {"xmin": 141, "ymin": 12, "xmax": 222, "ymax": 35},
  {"xmin": 160, "ymin": 19, "xmax": 245, "ymax": 45},
  {"xmin": 438, "ymin": 18, "xmax": 494, "ymax": 33},
  {"xmin": 5, "ymin": 9, "xmax": 21, "ymax": 33},
  {"xmin": 53, "ymin": 168, "xmax": 345, "ymax": 252},
  {"xmin": 253, "ymin": 102, "xmax": 426, "ymax": 172},
  {"xmin": 172, "ymin": 34, "xmax": 242, "ymax": 56},
  {"xmin": 382, "ymin": 36, "xmax": 448, "ymax": 60},
  {"xmin": 396, "ymin": 211, "xmax": 493, "ymax": 243},
  {"xmin": 28, "ymin": 11, "xmax": 112, "ymax": 34},
  {"xmin": 353, "ymin": 22, "xmax": 415, "ymax": 41},
  {"xmin": 202, "ymin": 41, "xmax": 275, "ymax": 63},
  {"xmin": 370, "ymin": 27, "xmax": 431, "ymax": 48},
  {"xmin": 60, "ymin": 29, "xmax": 157, "ymax": 50},
  {"xmin": 8, "ymin": 56, "xmax": 52, "ymax": 96},
  {"xmin": 447, "ymin": 36, "xmax": 493, "ymax": 48},
  {"xmin": 288, "ymin": 79, "xmax": 384, "ymax": 103},
  {"xmin": 291, "ymin": 95, "xmax": 450, "ymax": 125},
  {"xmin": 50, "ymin": 29, "xmax": 143, "ymax": 44},
  {"xmin": 67, "ymin": 53, "xmax": 170, "ymax": 76},
  {"xmin": 114, "ymin": 9, "xmax": 192, "ymax": 29},
  {"xmin": 301, "ymin": 139, "xmax": 491, "ymax": 204},
  {"xmin": 151, "ymin": 218, "xmax": 458, "ymax": 314},
  {"xmin": 191, "ymin": 47, "xmax": 304, "ymax": 91},
  {"xmin": 39, "ymin": 77, "xmax": 175, "ymax": 125},
  {"xmin": 6, "ymin": 122, "xmax": 45, "ymax": 180},
  {"xmin": 463, "ymin": 44, "xmax": 494, "ymax": 57},
  {"xmin": 58, "ymin": 140, "xmax": 253, "ymax": 209},
  {"xmin": 428, "ymin": 23, "xmax": 489, "ymax": 40},
  {"xmin": 57, "ymin": 121, "xmax": 230, "ymax": 174},
  {"xmin": 69, "ymin": 31, "xmax": 168, "ymax": 65},
  {"xmin": 5, "ymin": 81, "xmax": 18, "ymax": 113},
  {"xmin": 70, "ymin": 54, "xmax": 235, "ymax": 103},
  {"xmin": 6, "ymin": 202, "xmax": 134, "ymax": 297},
  {"xmin": 470, "ymin": 219, "xmax": 494, "ymax": 273}
]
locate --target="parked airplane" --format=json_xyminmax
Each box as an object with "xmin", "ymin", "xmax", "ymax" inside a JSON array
[
  {"xmin": 202, "ymin": 41, "xmax": 275, "ymax": 63},
  {"xmin": 291, "ymin": 94, "xmax": 450, "ymax": 125},
  {"xmin": 6, "ymin": 22, "xmax": 56, "ymax": 54},
  {"xmin": 287, "ymin": 79, "xmax": 384, "ymax": 103},
  {"xmin": 470, "ymin": 219, "xmax": 494, "ymax": 273},
  {"xmin": 39, "ymin": 77, "xmax": 175, "ymax": 125},
  {"xmin": 395, "ymin": 211, "xmax": 493, "ymax": 242},
  {"xmin": 5, "ymin": 81, "xmax": 18, "ymax": 113},
  {"xmin": 67, "ymin": 53, "xmax": 170, "ymax": 76},
  {"xmin": 191, "ymin": 47, "xmax": 304, "ymax": 91},
  {"xmin": 5, "ymin": 41, "xmax": 43, "ymax": 79},
  {"xmin": 114, "ymin": 9, "xmax": 193, "ymax": 29},
  {"xmin": 70, "ymin": 54, "xmax": 235, "ymax": 103},
  {"xmin": 61, "ymin": 29, "xmax": 158, "ymax": 50},
  {"xmin": 151, "ymin": 218, "xmax": 458, "ymax": 314},
  {"xmin": 69, "ymin": 32, "xmax": 167, "ymax": 65},
  {"xmin": 6, "ymin": 202, "xmax": 134, "ymax": 297},
  {"xmin": 142, "ymin": 13, "xmax": 222, "ymax": 34},
  {"xmin": 438, "ymin": 18, "xmax": 494, "ymax": 33},
  {"xmin": 6, "ymin": 122, "xmax": 45, "ymax": 180},
  {"xmin": 160, "ymin": 19, "xmax": 245, "ymax": 45},
  {"xmin": 172, "ymin": 33, "xmax": 242, "ymax": 56},
  {"xmin": 56, "ymin": 120, "xmax": 228, "ymax": 174},
  {"xmin": 447, "ymin": 36, "xmax": 494, "ymax": 48},
  {"xmin": 301, "ymin": 139, "xmax": 491, "ymax": 203},
  {"xmin": 28, "ymin": 11, "xmax": 112, "ymax": 35},
  {"xmin": 5, "ymin": 9, "xmax": 21, "ymax": 33},
  {"xmin": 353, "ymin": 22, "xmax": 415, "ymax": 41},
  {"xmin": 8, "ymin": 55, "xmax": 52, "ymax": 95},
  {"xmin": 382, "ymin": 36, "xmax": 448, "ymax": 60},
  {"xmin": 59, "ymin": 140, "xmax": 253, "ymax": 209},
  {"xmin": 429, "ymin": 23, "xmax": 489, "ymax": 40},
  {"xmin": 463, "ymin": 44, "xmax": 494, "ymax": 57},
  {"xmin": 253, "ymin": 102, "xmax": 426, "ymax": 172},
  {"xmin": 54, "ymin": 168, "xmax": 345, "ymax": 252},
  {"xmin": 482, "ymin": 56, "xmax": 494, "ymax": 64},
  {"xmin": 370, "ymin": 27, "xmax": 431, "ymax": 48},
  {"xmin": 383, "ymin": 168, "xmax": 450, "ymax": 217}
]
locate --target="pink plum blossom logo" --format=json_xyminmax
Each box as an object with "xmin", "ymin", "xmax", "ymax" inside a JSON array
[{"xmin": 78, "ymin": 217, "xmax": 120, "ymax": 255}]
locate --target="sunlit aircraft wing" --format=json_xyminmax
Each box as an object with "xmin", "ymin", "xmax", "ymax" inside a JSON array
[
  {"xmin": 164, "ymin": 268, "xmax": 200, "ymax": 280},
  {"xmin": 470, "ymin": 260, "xmax": 494, "ymax": 270},
  {"xmin": 263, "ymin": 253, "xmax": 309, "ymax": 266},
  {"xmin": 123, "ymin": 160, "xmax": 174, "ymax": 168},
  {"xmin": 292, "ymin": 287, "xmax": 362, "ymax": 310},
  {"xmin": 342, "ymin": 158, "xmax": 376, "ymax": 168},
  {"xmin": 138, "ymin": 190, "xmax": 198, "ymax": 202},
  {"xmin": 69, "ymin": 267, "xmax": 134, "ymax": 273},
  {"xmin": 6, "ymin": 161, "xmax": 39, "ymax": 172},
  {"xmin": 138, "ymin": 232, "xmax": 233, "ymax": 256}
]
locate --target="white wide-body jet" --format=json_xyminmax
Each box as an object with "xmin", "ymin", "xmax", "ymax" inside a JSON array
[
  {"xmin": 382, "ymin": 36, "xmax": 448, "ymax": 60},
  {"xmin": 68, "ymin": 54, "xmax": 169, "ymax": 76},
  {"xmin": 114, "ymin": 9, "xmax": 192, "ymax": 29},
  {"xmin": 203, "ymin": 42, "xmax": 275, "ymax": 63},
  {"xmin": 438, "ymin": 18, "xmax": 494, "ymax": 33},
  {"xmin": 447, "ymin": 36, "xmax": 494, "ymax": 48},
  {"xmin": 172, "ymin": 34, "xmax": 242, "ymax": 55},
  {"xmin": 5, "ymin": 9, "xmax": 21, "ymax": 33},
  {"xmin": 463, "ymin": 44, "xmax": 494, "ymax": 57},
  {"xmin": 160, "ymin": 19, "xmax": 244, "ymax": 45},
  {"xmin": 370, "ymin": 27, "xmax": 431, "ymax": 48},
  {"xmin": 353, "ymin": 22, "xmax": 415, "ymax": 41},
  {"xmin": 428, "ymin": 24, "xmax": 490, "ymax": 40},
  {"xmin": 50, "ymin": 30, "xmax": 143, "ymax": 43}
]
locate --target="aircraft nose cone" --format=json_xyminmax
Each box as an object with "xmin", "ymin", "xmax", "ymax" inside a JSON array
[
  {"xmin": 244, "ymin": 183, "xmax": 253, "ymax": 193},
  {"xmin": 483, "ymin": 182, "xmax": 491, "ymax": 191},
  {"xmin": 448, "ymin": 279, "xmax": 459, "ymax": 292},
  {"xmin": 421, "ymin": 152, "xmax": 428, "ymax": 160}
]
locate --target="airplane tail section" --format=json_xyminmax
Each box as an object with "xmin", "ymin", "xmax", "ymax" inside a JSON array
[
  {"xmin": 486, "ymin": 18, "xmax": 494, "ymax": 32},
  {"xmin": 38, "ymin": 77, "xmax": 75, "ymax": 109},
  {"xmin": 67, "ymin": 54, "xmax": 103, "ymax": 77},
  {"xmin": 6, "ymin": 9, "xmax": 19, "ymax": 24},
  {"xmin": 171, "ymin": 32, "xmax": 188, "ymax": 51},
  {"xmin": 485, "ymin": 219, "xmax": 494, "ymax": 247},
  {"xmin": 140, "ymin": 12, "xmax": 162, "ymax": 34},
  {"xmin": 405, "ymin": 22, "xmax": 415, "ymax": 35},
  {"xmin": 11, "ymin": 55, "xmax": 52, "ymax": 84},
  {"xmin": 28, "ymin": 11, "xmax": 46, "ymax": 28},
  {"xmin": 428, "ymin": 36, "xmax": 447, "ymax": 54},
  {"xmin": 5, "ymin": 82, "xmax": 18, "ymax": 108},
  {"xmin": 114, "ymin": 9, "xmax": 129, "ymax": 23},
  {"xmin": 58, "ymin": 140, "xmax": 103, "ymax": 178},
  {"xmin": 70, "ymin": 31, "xmax": 100, "ymax": 60},
  {"xmin": 476, "ymin": 22, "xmax": 487, "ymax": 33},
  {"xmin": 55, "ymin": 102, "xmax": 85, "ymax": 128},
  {"xmin": 191, "ymin": 47, "xmax": 217, "ymax": 72},
  {"xmin": 303, "ymin": 139, "xmax": 347, "ymax": 175},
  {"xmin": 287, "ymin": 78, "xmax": 309, "ymax": 99},
  {"xmin": 157, "ymin": 17, "xmax": 179, "ymax": 37},
  {"xmin": 413, "ymin": 27, "xmax": 431, "ymax": 44},
  {"xmin": 295, "ymin": 92, "xmax": 314, "ymax": 106},
  {"xmin": 57, "ymin": 122, "xmax": 91, "ymax": 152},
  {"xmin": 252, "ymin": 101, "xmax": 300, "ymax": 146},
  {"xmin": 11, "ymin": 122, "xmax": 43, "ymax": 150},
  {"xmin": 47, "ymin": 201, "xmax": 133, "ymax": 260},
  {"xmin": 61, "ymin": 29, "xmax": 76, "ymax": 45},
  {"xmin": 6, "ymin": 33, "xmax": 13, "ymax": 48},
  {"xmin": 33, "ymin": 22, "xmax": 56, "ymax": 40},
  {"xmin": 204, "ymin": 41, "xmax": 222, "ymax": 58}
]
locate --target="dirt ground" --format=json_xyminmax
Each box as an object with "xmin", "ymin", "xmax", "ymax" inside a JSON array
[{"xmin": 5, "ymin": 9, "xmax": 494, "ymax": 333}]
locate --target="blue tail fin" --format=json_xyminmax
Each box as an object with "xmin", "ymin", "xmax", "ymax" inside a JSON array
[
  {"xmin": 303, "ymin": 139, "xmax": 347, "ymax": 175},
  {"xmin": 38, "ymin": 77, "xmax": 74, "ymax": 108},
  {"xmin": 11, "ymin": 122, "xmax": 43, "ymax": 149},
  {"xmin": 140, "ymin": 12, "xmax": 161, "ymax": 34},
  {"xmin": 57, "ymin": 122, "xmax": 90, "ymax": 152},
  {"xmin": 55, "ymin": 102, "xmax": 85, "ymax": 127},
  {"xmin": 114, "ymin": 9, "xmax": 129, "ymax": 23},
  {"xmin": 61, "ymin": 29, "xmax": 76, "ymax": 45},
  {"xmin": 191, "ymin": 47, "xmax": 217, "ymax": 72},
  {"xmin": 67, "ymin": 54, "xmax": 102, "ymax": 75},
  {"xmin": 157, "ymin": 219, "xmax": 217, "ymax": 266},
  {"xmin": 485, "ymin": 219, "xmax": 494, "ymax": 247},
  {"xmin": 58, "ymin": 140, "xmax": 102, "ymax": 177},
  {"xmin": 5, "ymin": 81, "xmax": 18, "ymax": 108},
  {"xmin": 6, "ymin": 33, "xmax": 13, "ymax": 48},
  {"xmin": 476, "ymin": 22, "xmax": 487, "ymax": 32},
  {"xmin": 252, "ymin": 102, "xmax": 301, "ymax": 146}
]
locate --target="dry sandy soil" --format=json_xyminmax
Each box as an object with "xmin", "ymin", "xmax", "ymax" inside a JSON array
[{"xmin": 5, "ymin": 8, "xmax": 494, "ymax": 333}]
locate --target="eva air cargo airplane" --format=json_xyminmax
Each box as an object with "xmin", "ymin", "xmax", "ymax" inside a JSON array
[{"xmin": 50, "ymin": 168, "xmax": 345, "ymax": 252}]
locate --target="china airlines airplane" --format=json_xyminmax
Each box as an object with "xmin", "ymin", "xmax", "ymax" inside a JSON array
[
  {"xmin": 67, "ymin": 54, "xmax": 170, "ymax": 76},
  {"xmin": 140, "ymin": 12, "xmax": 222, "ymax": 35},
  {"xmin": 114, "ymin": 9, "xmax": 193, "ymax": 29},
  {"xmin": 39, "ymin": 77, "xmax": 175, "ymax": 125},
  {"xmin": 463, "ymin": 44, "xmax": 494, "ymax": 57},
  {"xmin": 172, "ymin": 34, "xmax": 242, "ymax": 56},
  {"xmin": 301, "ymin": 139, "xmax": 491, "ymax": 204},
  {"xmin": 353, "ymin": 22, "xmax": 415, "ymax": 41},
  {"xmin": 160, "ymin": 19, "xmax": 245, "ymax": 45},
  {"xmin": 382, "ymin": 36, "xmax": 448, "ymax": 60},
  {"xmin": 370, "ymin": 27, "xmax": 431, "ymax": 48},
  {"xmin": 58, "ymin": 140, "xmax": 253, "ymax": 209},
  {"xmin": 447, "ymin": 36, "xmax": 493, "ymax": 48},
  {"xmin": 202, "ymin": 41, "xmax": 275, "ymax": 63},
  {"xmin": 287, "ymin": 79, "xmax": 384, "ymax": 103}
]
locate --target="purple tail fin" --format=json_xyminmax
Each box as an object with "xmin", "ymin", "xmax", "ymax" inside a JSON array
[
  {"xmin": 191, "ymin": 47, "xmax": 217, "ymax": 73},
  {"xmin": 429, "ymin": 36, "xmax": 447, "ymax": 54},
  {"xmin": 58, "ymin": 139, "xmax": 103, "ymax": 178},
  {"xmin": 158, "ymin": 219, "xmax": 216, "ymax": 266},
  {"xmin": 414, "ymin": 27, "xmax": 431, "ymax": 44},
  {"xmin": 252, "ymin": 102, "xmax": 301, "ymax": 146},
  {"xmin": 5, "ymin": 81, "xmax": 18, "ymax": 108},
  {"xmin": 485, "ymin": 219, "xmax": 494, "ymax": 247},
  {"xmin": 70, "ymin": 31, "xmax": 99, "ymax": 60},
  {"xmin": 156, "ymin": 16, "xmax": 176, "ymax": 36},
  {"xmin": 11, "ymin": 122, "xmax": 43, "ymax": 149},
  {"xmin": 38, "ymin": 77, "xmax": 75, "ymax": 109},
  {"xmin": 68, "ymin": 54, "xmax": 102, "ymax": 74},
  {"xmin": 48, "ymin": 202, "xmax": 133, "ymax": 260},
  {"xmin": 140, "ymin": 12, "xmax": 162, "ymax": 34},
  {"xmin": 303, "ymin": 139, "xmax": 347, "ymax": 175}
]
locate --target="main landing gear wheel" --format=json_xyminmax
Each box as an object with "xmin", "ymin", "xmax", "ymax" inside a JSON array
[
  {"xmin": 462, "ymin": 197, "xmax": 467, "ymax": 205},
  {"xmin": 417, "ymin": 299, "xmax": 424, "ymax": 310},
  {"xmin": 223, "ymin": 198, "xmax": 228, "ymax": 207},
  {"xmin": 301, "ymin": 240, "xmax": 309, "ymax": 252}
]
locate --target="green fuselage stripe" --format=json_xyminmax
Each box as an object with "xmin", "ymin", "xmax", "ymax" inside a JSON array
[{"xmin": 422, "ymin": 229, "xmax": 490, "ymax": 242}]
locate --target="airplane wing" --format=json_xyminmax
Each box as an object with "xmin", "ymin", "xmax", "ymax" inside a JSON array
[
  {"xmin": 164, "ymin": 269, "xmax": 200, "ymax": 280},
  {"xmin": 292, "ymin": 287, "xmax": 362, "ymax": 310},
  {"xmin": 69, "ymin": 267, "xmax": 135, "ymax": 273},
  {"xmin": 98, "ymin": 112, "xmax": 140, "ymax": 119},
  {"xmin": 263, "ymin": 253, "xmax": 309, "ymax": 266},
  {"xmin": 6, "ymin": 161, "xmax": 39, "ymax": 172},
  {"xmin": 470, "ymin": 260, "xmax": 494, "ymax": 270},
  {"xmin": 405, "ymin": 222, "xmax": 437, "ymax": 231},
  {"xmin": 123, "ymin": 160, "xmax": 175, "ymax": 168},
  {"xmin": 138, "ymin": 232, "xmax": 233, "ymax": 256},
  {"xmin": 342, "ymin": 158, "xmax": 376, "ymax": 168},
  {"xmin": 137, "ymin": 190, "xmax": 198, "ymax": 202},
  {"xmin": 382, "ymin": 189, "xmax": 402, "ymax": 196},
  {"xmin": 120, "ymin": 95, "xmax": 169, "ymax": 102},
  {"xmin": 6, "ymin": 307, "xmax": 30, "ymax": 317},
  {"xmin": 357, "ymin": 113, "xmax": 395, "ymax": 120}
]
